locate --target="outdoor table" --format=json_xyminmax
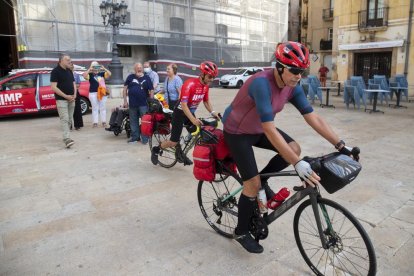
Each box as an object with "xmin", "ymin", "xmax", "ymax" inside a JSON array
[
  {"xmin": 364, "ymin": 89, "xmax": 390, "ymax": 114},
  {"xmin": 319, "ymin": 87, "xmax": 336, "ymax": 108},
  {"xmin": 330, "ymin": 80, "xmax": 342, "ymax": 96},
  {"xmin": 389, "ymin": 87, "xmax": 408, "ymax": 108}
]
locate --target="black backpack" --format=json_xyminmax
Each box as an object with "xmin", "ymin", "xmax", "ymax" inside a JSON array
[{"xmin": 147, "ymin": 98, "xmax": 163, "ymax": 113}]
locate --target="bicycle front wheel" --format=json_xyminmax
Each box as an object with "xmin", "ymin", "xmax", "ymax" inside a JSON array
[
  {"xmin": 294, "ymin": 198, "xmax": 376, "ymax": 276},
  {"xmin": 197, "ymin": 174, "xmax": 242, "ymax": 238},
  {"xmin": 149, "ymin": 129, "xmax": 177, "ymax": 168}
]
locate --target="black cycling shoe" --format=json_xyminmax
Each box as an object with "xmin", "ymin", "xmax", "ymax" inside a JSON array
[
  {"xmin": 234, "ymin": 232, "xmax": 264, "ymax": 254},
  {"xmin": 262, "ymin": 181, "xmax": 275, "ymax": 200},
  {"xmin": 183, "ymin": 156, "xmax": 193, "ymax": 166},
  {"xmin": 151, "ymin": 146, "xmax": 160, "ymax": 165},
  {"xmin": 175, "ymin": 146, "xmax": 185, "ymax": 163}
]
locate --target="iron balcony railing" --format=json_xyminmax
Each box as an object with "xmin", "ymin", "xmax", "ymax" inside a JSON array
[
  {"xmin": 358, "ymin": 7, "xmax": 389, "ymax": 31},
  {"xmin": 320, "ymin": 39, "xmax": 332, "ymax": 51},
  {"xmin": 323, "ymin": 8, "xmax": 334, "ymax": 21}
]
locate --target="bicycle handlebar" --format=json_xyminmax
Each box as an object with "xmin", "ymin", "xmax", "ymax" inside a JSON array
[
  {"xmin": 190, "ymin": 114, "xmax": 222, "ymax": 136},
  {"xmin": 293, "ymin": 147, "xmax": 361, "ymax": 192},
  {"xmin": 304, "ymin": 146, "xmax": 360, "ymax": 172}
]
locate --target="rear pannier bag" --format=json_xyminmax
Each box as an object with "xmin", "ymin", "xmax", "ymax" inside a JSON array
[
  {"xmin": 201, "ymin": 126, "xmax": 230, "ymax": 160},
  {"xmin": 153, "ymin": 113, "xmax": 165, "ymax": 122},
  {"xmin": 141, "ymin": 113, "xmax": 155, "ymax": 136},
  {"xmin": 216, "ymin": 158, "xmax": 237, "ymax": 175},
  {"xmin": 193, "ymin": 144, "xmax": 215, "ymax": 182},
  {"xmin": 157, "ymin": 120, "xmax": 171, "ymax": 135},
  {"xmin": 317, "ymin": 152, "xmax": 362, "ymax": 194}
]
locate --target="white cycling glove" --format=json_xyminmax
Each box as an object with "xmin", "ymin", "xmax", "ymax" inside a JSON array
[{"xmin": 294, "ymin": 160, "xmax": 314, "ymax": 182}]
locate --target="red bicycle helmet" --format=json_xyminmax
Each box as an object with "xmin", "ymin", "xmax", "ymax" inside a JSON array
[
  {"xmin": 200, "ymin": 61, "xmax": 218, "ymax": 77},
  {"xmin": 275, "ymin": 41, "xmax": 310, "ymax": 69}
]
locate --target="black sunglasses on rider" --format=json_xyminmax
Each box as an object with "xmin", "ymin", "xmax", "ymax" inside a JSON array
[{"xmin": 277, "ymin": 61, "xmax": 305, "ymax": 75}]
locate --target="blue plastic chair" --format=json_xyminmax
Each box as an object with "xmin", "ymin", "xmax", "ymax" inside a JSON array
[
  {"xmin": 307, "ymin": 75, "xmax": 323, "ymax": 104},
  {"xmin": 372, "ymin": 75, "xmax": 391, "ymax": 105},
  {"xmin": 395, "ymin": 74, "xmax": 409, "ymax": 101},
  {"xmin": 350, "ymin": 77, "xmax": 367, "ymax": 109},
  {"xmin": 343, "ymin": 85, "xmax": 358, "ymax": 109}
]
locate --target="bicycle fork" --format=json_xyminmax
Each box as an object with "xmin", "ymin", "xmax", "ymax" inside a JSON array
[{"xmin": 310, "ymin": 193, "xmax": 332, "ymax": 250}]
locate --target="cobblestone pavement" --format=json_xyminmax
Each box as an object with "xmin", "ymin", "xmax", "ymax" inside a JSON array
[{"xmin": 1, "ymin": 88, "xmax": 413, "ymax": 275}]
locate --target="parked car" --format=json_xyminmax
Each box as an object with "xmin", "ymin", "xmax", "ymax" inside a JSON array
[
  {"xmin": 0, "ymin": 68, "xmax": 91, "ymax": 117},
  {"xmin": 219, "ymin": 67, "xmax": 264, "ymax": 88}
]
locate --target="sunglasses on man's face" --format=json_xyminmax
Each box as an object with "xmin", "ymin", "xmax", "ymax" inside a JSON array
[
  {"xmin": 279, "ymin": 62, "xmax": 305, "ymax": 75},
  {"xmin": 288, "ymin": 67, "xmax": 305, "ymax": 75}
]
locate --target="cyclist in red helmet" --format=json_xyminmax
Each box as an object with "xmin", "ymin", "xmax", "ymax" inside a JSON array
[
  {"xmin": 151, "ymin": 61, "xmax": 220, "ymax": 165},
  {"xmin": 222, "ymin": 41, "xmax": 357, "ymax": 253}
]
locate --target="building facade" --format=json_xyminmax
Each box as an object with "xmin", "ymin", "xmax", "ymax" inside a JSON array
[
  {"xmin": 288, "ymin": 0, "xmax": 301, "ymax": 41},
  {"xmin": 1, "ymin": 0, "xmax": 290, "ymax": 79},
  {"xmin": 300, "ymin": 0, "xmax": 334, "ymax": 78},
  {"xmin": 301, "ymin": 0, "xmax": 414, "ymax": 85}
]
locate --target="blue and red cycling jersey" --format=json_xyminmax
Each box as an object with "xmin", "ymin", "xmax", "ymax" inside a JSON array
[
  {"xmin": 178, "ymin": 77, "xmax": 209, "ymax": 113},
  {"xmin": 222, "ymin": 69, "xmax": 313, "ymax": 134}
]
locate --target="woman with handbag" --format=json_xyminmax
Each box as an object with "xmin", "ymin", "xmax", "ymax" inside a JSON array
[
  {"xmin": 83, "ymin": 61, "xmax": 112, "ymax": 127},
  {"xmin": 161, "ymin": 63, "xmax": 182, "ymax": 109}
]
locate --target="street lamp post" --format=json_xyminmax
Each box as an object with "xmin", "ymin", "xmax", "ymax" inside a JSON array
[{"xmin": 99, "ymin": 0, "xmax": 128, "ymax": 85}]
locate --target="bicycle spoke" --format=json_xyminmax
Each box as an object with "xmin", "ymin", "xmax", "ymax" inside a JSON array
[
  {"xmin": 294, "ymin": 198, "xmax": 375, "ymax": 276},
  {"xmin": 335, "ymin": 251, "xmax": 366, "ymax": 275},
  {"xmin": 198, "ymin": 174, "xmax": 242, "ymax": 238},
  {"xmin": 340, "ymin": 247, "xmax": 368, "ymax": 261}
]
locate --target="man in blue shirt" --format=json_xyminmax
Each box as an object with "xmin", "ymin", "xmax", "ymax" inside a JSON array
[{"xmin": 123, "ymin": 63, "xmax": 154, "ymax": 144}]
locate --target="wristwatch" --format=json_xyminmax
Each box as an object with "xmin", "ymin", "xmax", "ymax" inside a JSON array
[{"xmin": 335, "ymin": 140, "xmax": 345, "ymax": 149}]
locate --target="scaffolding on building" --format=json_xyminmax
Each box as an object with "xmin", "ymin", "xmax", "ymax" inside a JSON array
[{"xmin": 14, "ymin": 0, "xmax": 288, "ymax": 67}]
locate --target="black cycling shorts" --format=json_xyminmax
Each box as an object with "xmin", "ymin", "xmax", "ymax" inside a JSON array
[
  {"xmin": 170, "ymin": 108, "xmax": 195, "ymax": 143},
  {"xmin": 224, "ymin": 129, "xmax": 295, "ymax": 181}
]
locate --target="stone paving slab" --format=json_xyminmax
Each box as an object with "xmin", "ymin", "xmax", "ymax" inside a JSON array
[{"xmin": 0, "ymin": 89, "xmax": 413, "ymax": 275}]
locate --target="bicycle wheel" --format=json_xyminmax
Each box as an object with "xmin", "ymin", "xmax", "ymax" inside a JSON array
[
  {"xmin": 197, "ymin": 174, "xmax": 242, "ymax": 238},
  {"xmin": 149, "ymin": 129, "xmax": 177, "ymax": 168},
  {"xmin": 294, "ymin": 198, "xmax": 376, "ymax": 276},
  {"xmin": 213, "ymin": 173, "xmax": 229, "ymax": 182}
]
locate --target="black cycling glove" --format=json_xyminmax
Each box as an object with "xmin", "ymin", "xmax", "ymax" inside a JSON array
[{"xmin": 335, "ymin": 140, "xmax": 359, "ymax": 161}]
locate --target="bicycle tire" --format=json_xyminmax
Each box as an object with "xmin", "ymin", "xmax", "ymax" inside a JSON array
[
  {"xmin": 149, "ymin": 130, "xmax": 177, "ymax": 168},
  {"xmin": 197, "ymin": 174, "xmax": 242, "ymax": 238},
  {"xmin": 293, "ymin": 198, "xmax": 376, "ymax": 276}
]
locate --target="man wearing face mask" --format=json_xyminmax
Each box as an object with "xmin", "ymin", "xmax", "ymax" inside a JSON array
[
  {"xmin": 143, "ymin": 61, "xmax": 160, "ymax": 94},
  {"xmin": 123, "ymin": 62, "xmax": 154, "ymax": 144}
]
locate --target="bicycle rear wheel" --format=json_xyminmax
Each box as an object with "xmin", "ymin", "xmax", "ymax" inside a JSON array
[
  {"xmin": 149, "ymin": 129, "xmax": 177, "ymax": 168},
  {"xmin": 294, "ymin": 198, "xmax": 376, "ymax": 276},
  {"xmin": 197, "ymin": 174, "xmax": 242, "ymax": 238}
]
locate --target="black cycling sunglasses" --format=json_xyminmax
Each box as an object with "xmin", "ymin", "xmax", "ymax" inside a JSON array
[{"xmin": 278, "ymin": 61, "xmax": 305, "ymax": 75}]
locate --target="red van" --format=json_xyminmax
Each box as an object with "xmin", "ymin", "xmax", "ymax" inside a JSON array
[{"xmin": 0, "ymin": 68, "xmax": 91, "ymax": 117}]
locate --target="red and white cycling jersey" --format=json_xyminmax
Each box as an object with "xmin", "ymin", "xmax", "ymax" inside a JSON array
[{"xmin": 179, "ymin": 77, "xmax": 209, "ymax": 112}]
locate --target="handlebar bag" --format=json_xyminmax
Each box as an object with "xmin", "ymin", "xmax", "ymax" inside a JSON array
[
  {"xmin": 319, "ymin": 152, "xmax": 362, "ymax": 194},
  {"xmin": 193, "ymin": 143, "xmax": 215, "ymax": 182},
  {"xmin": 141, "ymin": 113, "xmax": 155, "ymax": 136}
]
